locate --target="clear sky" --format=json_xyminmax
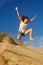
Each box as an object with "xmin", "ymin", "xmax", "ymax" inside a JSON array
[{"xmin": 0, "ymin": 0, "xmax": 43, "ymax": 42}]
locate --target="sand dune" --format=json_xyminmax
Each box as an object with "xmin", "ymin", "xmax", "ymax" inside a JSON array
[{"xmin": 0, "ymin": 33, "xmax": 43, "ymax": 65}]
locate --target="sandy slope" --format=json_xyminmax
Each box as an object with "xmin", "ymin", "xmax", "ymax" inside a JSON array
[
  {"xmin": 0, "ymin": 33, "xmax": 43, "ymax": 65},
  {"xmin": 0, "ymin": 41, "xmax": 43, "ymax": 65}
]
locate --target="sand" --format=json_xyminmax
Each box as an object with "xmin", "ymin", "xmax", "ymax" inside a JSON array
[{"xmin": 0, "ymin": 33, "xmax": 43, "ymax": 65}]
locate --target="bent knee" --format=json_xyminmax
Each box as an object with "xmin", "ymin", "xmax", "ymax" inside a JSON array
[{"xmin": 30, "ymin": 28, "xmax": 32, "ymax": 31}]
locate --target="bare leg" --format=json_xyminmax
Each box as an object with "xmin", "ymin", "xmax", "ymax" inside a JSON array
[
  {"xmin": 17, "ymin": 33, "xmax": 22, "ymax": 40},
  {"xmin": 24, "ymin": 28, "xmax": 34, "ymax": 40}
]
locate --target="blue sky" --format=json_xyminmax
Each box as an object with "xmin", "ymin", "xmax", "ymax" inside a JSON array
[
  {"xmin": 24, "ymin": 36, "xmax": 43, "ymax": 48},
  {"xmin": 0, "ymin": 0, "xmax": 43, "ymax": 42}
]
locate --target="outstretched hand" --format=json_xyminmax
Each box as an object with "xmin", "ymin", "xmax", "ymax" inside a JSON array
[
  {"xmin": 15, "ymin": 6, "xmax": 22, "ymax": 21},
  {"xmin": 15, "ymin": 7, "xmax": 18, "ymax": 11}
]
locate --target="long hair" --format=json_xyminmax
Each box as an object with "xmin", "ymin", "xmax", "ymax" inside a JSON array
[{"xmin": 22, "ymin": 16, "xmax": 29, "ymax": 21}]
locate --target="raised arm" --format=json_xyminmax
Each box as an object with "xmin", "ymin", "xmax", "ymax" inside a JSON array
[
  {"xmin": 30, "ymin": 15, "xmax": 37, "ymax": 22},
  {"xmin": 15, "ymin": 7, "xmax": 22, "ymax": 21}
]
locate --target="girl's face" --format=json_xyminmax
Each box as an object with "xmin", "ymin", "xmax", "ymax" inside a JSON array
[{"xmin": 24, "ymin": 19, "xmax": 28, "ymax": 24}]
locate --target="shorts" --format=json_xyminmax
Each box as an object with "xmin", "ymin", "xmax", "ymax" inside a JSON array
[{"xmin": 18, "ymin": 31, "xmax": 25, "ymax": 36}]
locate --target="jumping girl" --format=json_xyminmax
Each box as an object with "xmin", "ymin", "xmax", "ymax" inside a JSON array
[{"xmin": 15, "ymin": 7, "xmax": 36, "ymax": 40}]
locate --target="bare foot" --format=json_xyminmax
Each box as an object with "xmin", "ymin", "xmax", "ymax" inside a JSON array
[{"xmin": 30, "ymin": 38, "xmax": 34, "ymax": 41}]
